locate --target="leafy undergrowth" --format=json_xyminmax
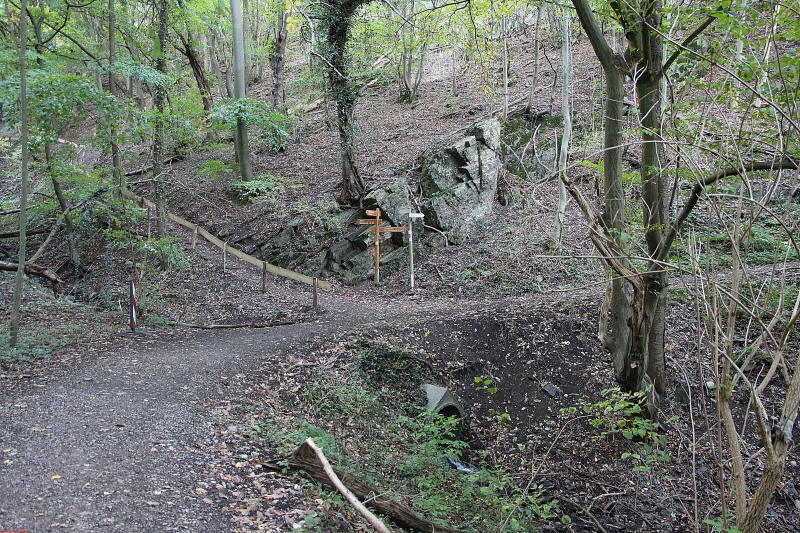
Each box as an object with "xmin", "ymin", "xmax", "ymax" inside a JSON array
[
  {"xmin": 0, "ymin": 271, "xmax": 124, "ymax": 372},
  {"xmin": 228, "ymin": 334, "xmax": 569, "ymax": 533},
  {"xmin": 195, "ymin": 296, "xmax": 799, "ymax": 533}
]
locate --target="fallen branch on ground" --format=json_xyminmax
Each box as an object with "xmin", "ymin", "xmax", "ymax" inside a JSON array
[
  {"xmin": 124, "ymin": 155, "xmax": 185, "ymax": 177},
  {"xmin": 304, "ymin": 438, "xmax": 393, "ymax": 533},
  {"xmin": 0, "ymin": 262, "xmax": 63, "ymax": 296},
  {"xmin": 286, "ymin": 440, "xmax": 463, "ymax": 533},
  {"xmin": 0, "ymin": 229, "xmax": 48, "ymax": 239},
  {"xmin": 171, "ymin": 320, "xmax": 297, "ymax": 329}
]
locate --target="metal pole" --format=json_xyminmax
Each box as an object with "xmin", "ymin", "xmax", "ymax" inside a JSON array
[
  {"xmin": 408, "ymin": 213, "xmax": 423, "ymax": 291},
  {"xmin": 408, "ymin": 218, "xmax": 415, "ymax": 291},
  {"xmin": 374, "ymin": 223, "xmax": 380, "ymax": 284}
]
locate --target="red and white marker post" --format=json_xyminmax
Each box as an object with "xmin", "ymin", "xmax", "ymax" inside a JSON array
[{"xmin": 129, "ymin": 277, "xmax": 138, "ymax": 331}]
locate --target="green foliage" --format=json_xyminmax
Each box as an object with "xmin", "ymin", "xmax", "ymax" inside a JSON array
[
  {"xmin": 356, "ymin": 338, "xmax": 415, "ymax": 386},
  {"xmin": 257, "ymin": 417, "xmax": 341, "ymax": 459},
  {"xmin": 200, "ymin": 160, "xmax": 236, "ymax": 180},
  {"xmin": 580, "ymin": 159, "xmax": 640, "ymax": 186},
  {"xmin": 209, "ymin": 99, "xmax": 291, "ymax": 153},
  {"xmin": 563, "ymin": 387, "xmax": 665, "ymax": 445},
  {"xmin": 474, "ymin": 376, "xmax": 498, "ymax": 394},
  {"xmin": 302, "ymin": 376, "xmax": 384, "ymax": 425},
  {"xmin": 113, "ymin": 58, "xmax": 172, "ymax": 89},
  {"xmin": 0, "ymin": 70, "xmax": 123, "ymax": 148},
  {"xmin": 261, "ymin": 359, "xmax": 562, "ymax": 532},
  {"xmin": 703, "ymin": 514, "xmax": 743, "ymax": 533},
  {"xmin": 230, "ymin": 174, "xmax": 301, "ymax": 203},
  {"xmin": 563, "ymin": 388, "xmax": 671, "ymax": 477},
  {"xmin": 105, "ymin": 228, "xmax": 192, "ymax": 274},
  {"xmin": 394, "ymin": 409, "xmax": 560, "ymax": 530},
  {"xmin": 290, "ymin": 198, "xmax": 345, "ymax": 233},
  {"xmin": 0, "ymin": 324, "xmax": 82, "ymax": 370}
]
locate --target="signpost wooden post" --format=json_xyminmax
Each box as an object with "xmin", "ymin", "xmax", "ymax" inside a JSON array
[{"xmin": 356, "ymin": 208, "xmax": 406, "ymax": 284}]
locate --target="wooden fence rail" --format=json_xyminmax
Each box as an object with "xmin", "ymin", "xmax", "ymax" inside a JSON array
[{"xmin": 120, "ymin": 189, "xmax": 332, "ymax": 291}]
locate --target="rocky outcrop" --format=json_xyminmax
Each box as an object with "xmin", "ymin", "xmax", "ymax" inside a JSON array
[
  {"xmin": 502, "ymin": 111, "xmax": 563, "ymax": 185},
  {"xmin": 321, "ymin": 179, "xmax": 419, "ymax": 284},
  {"xmin": 419, "ymin": 118, "xmax": 502, "ymax": 244}
]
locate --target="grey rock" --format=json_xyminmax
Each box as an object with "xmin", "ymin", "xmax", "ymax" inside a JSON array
[
  {"xmin": 542, "ymin": 383, "xmax": 559, "ymax": 398},
  {"xmin": 364, "ymin": 177, "xmax": 412, "ymax": 229},
  {"xmin": 420, "ymin": 118, "xmax": 502, "ymax": 244}
]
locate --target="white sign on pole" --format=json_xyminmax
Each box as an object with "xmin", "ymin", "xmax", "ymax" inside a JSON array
[{"xmin": 407, "ymin": 212, "xmax": 424, "ymax": 291}]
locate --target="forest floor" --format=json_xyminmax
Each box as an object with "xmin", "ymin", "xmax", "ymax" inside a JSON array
[{"xmin": 1, "ymin": 35, "xmax": 799, "ymax": 533}]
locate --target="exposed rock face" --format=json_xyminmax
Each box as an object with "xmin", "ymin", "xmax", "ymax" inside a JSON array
[
  {"xmin": 419, "ymin": 118, "xmax": 501, "ymax": 244},
  {"xmin": 502, "ymin": 112, "xmax": 563, "ymax": 184},
  {"xmin": 321, "ymin": 179, "xmax": 417, "ymax": 284}
]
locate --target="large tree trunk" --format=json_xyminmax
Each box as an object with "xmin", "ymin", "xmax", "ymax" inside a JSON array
[
  {"xmin": 634, "ymin": 0, "xmax": 668, "ymax": 395},
  {"xmin": 231, "ymin": 0, "xmax": 253, "ymax": 181},
  {"xmin": 270, "ymin": 9, "xmax": 288, "ymax": 110},
  {"xmin": 571, "ymin": 0, "xmax": 655, "ymax": 394},
  {"xmin": 324, "ymin": 0, "xmax": 369, "ymax": 205},
  {"xmin": 10, "ymin": 0, "xmax": 29, "ymax": 346},
  {"xmin": 335, "ymin": 97, "xmax": 363, "ymax": 204},
  {"xmin": 153, "ymin": 0, "xmax": 169, "ymax": 238},
  {"xmin": 177, "ymin": 31, "xmax": 213, "ymax": 112}
]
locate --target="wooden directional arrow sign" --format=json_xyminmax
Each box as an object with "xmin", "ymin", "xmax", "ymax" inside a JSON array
[{"xmin": 355, "ymin": 208, "xmax": 408, "ymax": 284}]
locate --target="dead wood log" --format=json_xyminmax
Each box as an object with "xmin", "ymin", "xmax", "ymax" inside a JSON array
[
  {"xmin": 124, "ymin": 155, "xmax": 185, "ymax": 177},
  {"xmin": 172, "ymin": 320, "xmax": 297, "ymax": 329},
  {"xmin": 0, "ymin": 229, "xmax": 48, "ymax": 239},
  {"xmin": 305, "ymin": 438, "xmax": 393, "ymax": 533},
  {"xmin": 0, "ymin": 261, "xmax": 63, "ymax": 296},
  {"xmin": 288, "ymin": 441, "xmax": 464, "ymax": 533}
]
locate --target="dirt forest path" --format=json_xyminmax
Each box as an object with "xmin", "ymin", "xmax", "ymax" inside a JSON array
[{"xmin": 0, "ymin": 293, "xmax": 422, "ymax": 532}]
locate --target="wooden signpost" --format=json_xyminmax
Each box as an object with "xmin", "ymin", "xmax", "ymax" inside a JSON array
[{"xmin": 356, "ymin": 209, "xmax": 406, "ymax": 284}]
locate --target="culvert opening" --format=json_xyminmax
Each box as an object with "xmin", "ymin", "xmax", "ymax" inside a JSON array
[
  {"xmin": 437, "ymin": 405, "xmax": 463, "ymax": 419},
  {"xmin": 421, "ymin": 383, "xmax": 468, "ymax": 440}
]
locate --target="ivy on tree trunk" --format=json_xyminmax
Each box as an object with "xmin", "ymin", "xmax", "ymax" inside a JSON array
[{"xmin": 317, "ymin": 0, "xmax": 372, "ymax": 205}]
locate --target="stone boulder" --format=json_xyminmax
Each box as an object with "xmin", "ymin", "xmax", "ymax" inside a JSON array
[
  {"xmin": 364, "ymin": 177, "xmax": 415, "ymax": 246},
  {"xmin": 319, "ymin": 180, "xmax": 419, "ymax": 284},
  {"xmin": 419, "ymin": 118, "xmax": 502, "ymax": 244},
  {"xmin": 502, "ymin": 111, "xmax": 563, "ymax": 183}
]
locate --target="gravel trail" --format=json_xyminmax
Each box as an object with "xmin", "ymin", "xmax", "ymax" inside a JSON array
[{"xmin": 0, "ymin": 296, "xmax": 386, "ymax": 533}]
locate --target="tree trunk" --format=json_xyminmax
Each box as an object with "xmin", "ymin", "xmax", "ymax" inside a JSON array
[
  {"xmin": 635, "ymin": 0, "xmax": 668, "ymax": 395},
  {"xmin": 323, "ymin": 0, "xmax": 371, "ymax": 205},
  {"xmin": 1, "ymin": 262, "xmax": 62, "ymax": 296},
  {"xmin": 177, "ymin": 31, "xmax": 213, "ymax": 112},
  {"xmin": 550, "ymin": 9, "xmax": 570, "ymax": 251},
  {"xmin": 108, "ymin": 0, "xmax": 123, "ymax": 191},
  {"xmin": 524, "ymin": 5, "xmax": 542, "ymax": 116},
  {"xmin": 270, "ymin": 9, "xmax": 288, "ymax": 110},
  {"xmin": 336, "ymin": 100, "xmax": 363, "ymax": 204},
  {"xmin": 571, "ymin": 0, "xmax": 638, "ymax": 392},
  {"xmin": 10, "ymin": 0, "xmax": 29, "ymax": 346},
  {"xmin": 153, "ymin": 0, "xmax": 169, "ymax": 238},
  {"xmin": 44, "ymin": 145, "xmax": 83, "ymax": 275},
  {"xmin": 231, "ymin": 0, "xmax": 253, "ymax": 181},
  {"xmin": 594, "ymin": 66, "xmax": 633, "ymax": 386}
]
